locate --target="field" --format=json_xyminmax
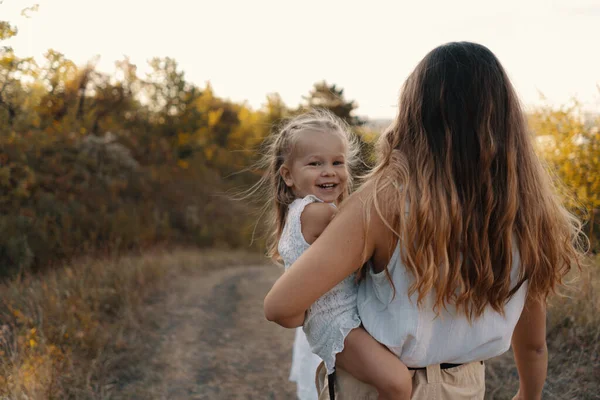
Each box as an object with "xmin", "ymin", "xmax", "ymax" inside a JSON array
[{"xmin": 0, "ymin": 249, "xmax": 597, "ymax": 399}]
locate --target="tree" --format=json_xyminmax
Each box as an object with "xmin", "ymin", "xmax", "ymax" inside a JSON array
[
  {"xmin": 263, "ymin": 92, "xmax": 287, "ymax": 127},
  {"xmin": 0, "ymin": 22, "xmax": 37, "ymax": 131},
  {"xmin": 145, "ymin": 57, "xmax": 200, "ymax": 122},
  {"xmin": 531, "ymin": 103, "xmax": 600, "ymax": 248},
  {"xmin": 0, "ymin": 21, "xmax": 18, "ymax": 42},
  {"xmin": 302, "ymin": 80, "xmax": 364, "ymax": 126},
  {"xmin": 34, "ymin": 50, "xmax": 79, "ymax": 131}
]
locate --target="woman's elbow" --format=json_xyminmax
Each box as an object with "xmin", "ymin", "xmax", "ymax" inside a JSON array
[
  {"xmin": 529, "ymin": 342, "xmax": 548, "ymax": 357},
  {"xmin": 263, "ymin": 293, "xmax": 284, "ymax": 323},
  {"xmin": 263, "ymin": 300, "xmax": 278, "ymax": 322},
  {"xmin": 263, "ymin": 296, "xmax": 303, "ymax": 328},
  {"xmin": 514, "ymin": 337, "xmax": 548, "ymax": 357}
]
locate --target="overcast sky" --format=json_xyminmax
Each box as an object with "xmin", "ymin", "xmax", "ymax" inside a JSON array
[{"xmin": 2, "ymin": 0, "xmax": 599, "ymax": 118}]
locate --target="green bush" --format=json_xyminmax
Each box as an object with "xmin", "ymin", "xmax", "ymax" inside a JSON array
[{"xmin": 0, "ymin": 131, "xmax": 257, "ymax": 277}]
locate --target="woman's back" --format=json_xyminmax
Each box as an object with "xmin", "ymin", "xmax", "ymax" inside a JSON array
[
  {"xmin": 358, "ymin": 242, "xmax": 527, "ymax": 367},
  {"xmin": 264, "ymin": 42, "xmax": 586, "ymax": 400}
]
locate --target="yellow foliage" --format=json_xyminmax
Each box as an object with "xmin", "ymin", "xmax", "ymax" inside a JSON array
[
  {"xmin": 204, "ymin": 145, "xmax": 215, "ymax": 160},
  {"xmin": 208, "ymin": 109, "xmax": 223, "ymax": 128},
  {"xmin": 531, "ymin": 105, "xmax": 600, "ymax": 244},
  {"xmin": 177, "ymin": 159, "xmax": 189, "ymax": 169},
  {"xmin": 177, "ymin": 132, "xmax": 191, "ymax": 146}
]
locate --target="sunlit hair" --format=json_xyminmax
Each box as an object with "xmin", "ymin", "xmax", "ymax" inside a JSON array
[
  {"xmin": 362, "ymin": 42, "xmax": 586, "ymax": 319},
  {"xmin": 248, "ymin": 109, "xmax": 360, "ymax": 261}
]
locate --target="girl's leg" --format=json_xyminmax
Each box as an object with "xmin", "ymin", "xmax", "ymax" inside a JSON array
[{"xmin": 335, "ymin": 327, "xmax": 412, "ymax": 400}]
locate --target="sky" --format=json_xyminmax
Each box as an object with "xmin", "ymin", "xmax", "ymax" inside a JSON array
[{"xmin": 2, "ymin": 0, "xmax": 599, "ymax": 119}]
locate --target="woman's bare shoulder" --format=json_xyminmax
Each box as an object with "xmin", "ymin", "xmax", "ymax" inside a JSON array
[{"xmin": 343, "ymin": 181, "xmax": 398, "ymax": 271}]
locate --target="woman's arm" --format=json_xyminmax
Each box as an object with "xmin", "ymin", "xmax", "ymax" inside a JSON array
[
  {"xmin": 275, "ymin": 312, "xmax": 307, "ymax": 328},
  {"xmin": 511, "ymin": 295, "xmax": 548, "ymax": 400},
  {"xmin": 264, "ymin": 191, "xmax": 375, "ymax": 324},
  {"xmin": 270, "ymin": 203, "xmax": 337, "ymax": 329}
]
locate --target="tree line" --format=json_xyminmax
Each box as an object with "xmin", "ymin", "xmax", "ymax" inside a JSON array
[{"xmin": 1, "ymin": 13, "xmax": 598, "ymax": 277}]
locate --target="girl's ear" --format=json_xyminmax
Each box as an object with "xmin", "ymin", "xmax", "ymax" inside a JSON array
[{"xmin": 279, "ymin": 164, "xmax": 294, "ymax": 187}]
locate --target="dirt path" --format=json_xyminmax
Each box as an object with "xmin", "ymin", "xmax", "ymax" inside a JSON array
[{"xmin": 117, "ymin": 264, "xmax": 297, "ymax": 399}]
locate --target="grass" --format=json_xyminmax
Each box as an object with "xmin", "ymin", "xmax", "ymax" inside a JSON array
[
  {"xmin": 486, "ymin": 255, "xmax": 600, "ymax": 400},
  {"xmin": 0, "ymin": 247, "xmax": 266, "ymax": 399},
  {"xmin": 0, "ymin": 248, "xmax": 597, "ymax": 399}
]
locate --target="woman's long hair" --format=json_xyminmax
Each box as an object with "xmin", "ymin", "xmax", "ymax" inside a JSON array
[{"xmin": 363, "ymin": 42, "xmax": 586, "ymax": 319}]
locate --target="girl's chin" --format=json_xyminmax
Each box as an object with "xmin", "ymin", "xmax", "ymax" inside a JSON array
[{"xmin": 311, "ymin": 190, "xmax": 342, "ymax": 203}]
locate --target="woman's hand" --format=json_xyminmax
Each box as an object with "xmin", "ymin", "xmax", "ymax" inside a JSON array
[{"xmin": 511, "ymin": 390, "xmax": 523, "ymax": 400}]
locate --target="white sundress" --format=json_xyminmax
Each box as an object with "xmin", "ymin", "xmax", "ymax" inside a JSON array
[{"xmin": 278, "ymin": 195, "xmax": 362, "ymax": 400}]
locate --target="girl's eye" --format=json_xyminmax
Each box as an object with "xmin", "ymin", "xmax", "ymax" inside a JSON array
[
  {"xmin": 308, "ymin": 162, "xmax": 321, "ymax": 166},
  {"xmin": 333, "ymin": 161, "xmax": 345, "ymax": 166}
]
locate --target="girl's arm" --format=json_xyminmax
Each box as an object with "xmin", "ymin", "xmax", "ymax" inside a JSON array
[
  {"xmin": 511, "ymin": 296, "xmax": 548, "ymax": 400},
  {"xmin": 300, "ymin": 202, "xmax": 337, "ymax": 245},
  {"xmin": 268, "ymin": 202, "xmax": 336, "ymax": 328},
  {"xmin": 264, "ymin": 190, "xmax": 376, "ymax": 324}
]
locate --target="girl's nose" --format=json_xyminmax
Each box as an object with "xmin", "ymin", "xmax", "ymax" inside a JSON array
[{"xmin": 322, "ymin": 166, "xmax": 335, "ymax": 176}]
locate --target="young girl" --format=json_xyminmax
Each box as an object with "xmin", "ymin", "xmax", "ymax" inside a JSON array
[
  {"xmin": 256, "ymin": 110, "xmax": 411, "ymax": 400},
  {"xmin": 265, "ymin": 42, "xmax": 585, "ymax": 399}
]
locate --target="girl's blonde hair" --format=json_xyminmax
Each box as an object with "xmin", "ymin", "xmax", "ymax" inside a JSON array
[
  {"xmin": 362, "ymin": 42, "xmax": 586, "ymax": 320},
  {"xmin": 251, "ymin": 109, "xmax": 360, "ymax": 260}
]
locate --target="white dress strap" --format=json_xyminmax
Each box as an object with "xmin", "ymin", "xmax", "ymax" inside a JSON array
[{"xmin": 279, "ymin": 195, "xmax": 327, "ymax": 265}]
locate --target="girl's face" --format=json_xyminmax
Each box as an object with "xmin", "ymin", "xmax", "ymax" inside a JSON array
[{"xmin": 280, "ymin": 130, "xmax": 349, "ymax": 204}]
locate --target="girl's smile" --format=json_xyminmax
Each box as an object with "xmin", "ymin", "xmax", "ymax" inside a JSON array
[{"xmin": 280, "ymin": 130, "xmax": 349, "ymax": 204}]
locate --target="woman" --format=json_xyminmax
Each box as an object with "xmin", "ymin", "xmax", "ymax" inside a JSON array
[{"xmin": 264, "ymin": 42, "xmax": 584, "ymax": 399}]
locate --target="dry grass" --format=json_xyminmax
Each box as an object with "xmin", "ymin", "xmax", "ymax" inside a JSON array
[
  {"xmin": 1, "ymin": 248, "xmax": 597, "ymax": 399},
  {"xmin": 486, "ymin": 255, "xmax": 600, "ymax": 400},
  {"xmin": 0, "ymin": 248, "xmax": 266, "ymax": 399}
]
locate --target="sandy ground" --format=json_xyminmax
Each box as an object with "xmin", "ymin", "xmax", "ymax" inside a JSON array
[
  {"xmin": 116, "ymin": 264, "xmax": 298, "ymax": 399},
  {"xmin": 108, "ymin": 257, "xmax": 599, "ymax": 400}
]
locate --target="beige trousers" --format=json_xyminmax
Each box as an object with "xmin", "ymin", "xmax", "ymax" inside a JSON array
[{"xmin": 315, "ymin": 361, "xmax": 485, "ymax": 400}]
